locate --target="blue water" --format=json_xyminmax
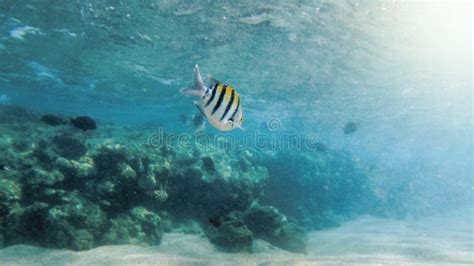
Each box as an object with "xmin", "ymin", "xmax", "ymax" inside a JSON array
[{"xmin": 0, "ymin": 0, "xmax": 472, "ymax": 264}]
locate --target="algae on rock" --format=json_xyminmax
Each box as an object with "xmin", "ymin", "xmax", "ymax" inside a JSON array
[
  {"xmin": 102, "ymin": 207, "xmax": 163, "ymax": 246},
  {"xmin": 207, "ymin": 219, "xmax": 253, "ymax": 253},
  {"xmin": 43, "ymin": 192, "xmax": 106, "ymax": 251},
  {"xmin": 243, "ymin": 205, "xmax": 308, "ymax": 254}
]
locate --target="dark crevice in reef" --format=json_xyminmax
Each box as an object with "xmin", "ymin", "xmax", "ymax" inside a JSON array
[{"xmin": 0, "ymin": 105, "xmax": 385, "ymax": 253}]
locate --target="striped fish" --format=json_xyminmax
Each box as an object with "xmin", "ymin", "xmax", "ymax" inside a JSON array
[{"xmin": 181, "ymin": 65, "xmax": 243, "ymax": 131}]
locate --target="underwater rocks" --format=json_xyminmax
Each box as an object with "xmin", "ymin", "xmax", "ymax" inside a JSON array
[
  {"xmin": 0, "ymin": 105, "xmax": 37, "ymax": 124},
  {"xmin": 201, "ymin": 156, "xmax": 216, "ymax": 172},
  {"xmin": 55, "ymin": 157, "xmax": 95, "ymax": 182},
  {"xmin": 205, "ymin": 206, "xmax": 308, "ymax": 254},
  {"xmin": 207, "ymin": 218, "xmax": 253, "ymax": 252},
  {"xmin": 102, "ymin": 207, "xmax": 163, "ymax": 246},
  {"xmin": 244, "ymin": 205, "xmax": 286, "ymax": 236},
  {"xmin": 3, "ymin": 202, "xmax": 49, "ymax": 246},
  {"xmin": 51, "ymin": 133, "xmax": 87, "ymax": 160},
  {"xmin": 138, "ymin": 160, "xmax": 171, "ymax": 202},
  {"xmin": 93, "ymin": 144, "xmax": 129, "ymax": 174},
  {"xmin": 22, "ymin": 168, "xmax": 64, "ymax": 187},
  {"xmin": 87, "ymin": 144, "xmax": 170, "ymax": 212},
  {"xmin": 164, "ymin": 165, "xmax": 262, "ymax": 221},
  {"xmin": 164, "ymin": 146, "xmax": 268, "ymax": 221},
  {"xmin": 2, "ymin": 191, "xmax": 104, "ymax": 251},
  {"xmin": 31, "ymin": 133, "xmax": 89, "ymax": 171},
  {"xmin": 43, "ymin": 192, "xmax": 106, "ymax": 251},
  {"xmin": 243, "ymin": 205, "xmax": 308, "ymax": 254},
  {"xmin": 0, "ymin": 179, "xmax": 22, "ymax": 222},
  {"xmin": 0, "ymin": 106, "xmax": 260, "ymax": 251}
]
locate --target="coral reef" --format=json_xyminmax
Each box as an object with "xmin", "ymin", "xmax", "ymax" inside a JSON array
[
  {"xmin": 51, "ymin": 133, "xmax": 87, "ymax": 160},
  {"xmin": 43, "ymin": 192, "xmax": 105, "ymax": 250},
  {"xmin": 102, "ymin": 207, "xmax": 163, "ymax": 246},
  {"xmin": 0, "ymin": 105, "xmax": 378, "ymax": 254},
  {"xmin": 0, "ymin": 106, "xmax": 268, "ymax": 252},
  {"xmin": 0, "ymin": 179, "xmax": 21, "ymax": 219}
]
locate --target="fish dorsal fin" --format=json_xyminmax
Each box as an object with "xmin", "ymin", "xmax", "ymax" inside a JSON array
[
  {"xmin": 194, "ymin": 64, "xmax": 206, "ymax": 91},
  {"xmin": 181, "ymin": 65, "xmax": 207, "ymax": 97}
]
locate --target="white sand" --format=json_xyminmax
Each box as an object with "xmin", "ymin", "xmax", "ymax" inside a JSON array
[{"xmin": 1, "ymin": 212, "xmax": 472, "ymax": 265}]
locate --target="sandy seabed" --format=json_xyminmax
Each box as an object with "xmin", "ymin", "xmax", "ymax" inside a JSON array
[{"xmin": 1, "ymin": 212, "xmax": 472, "ymax": 266}]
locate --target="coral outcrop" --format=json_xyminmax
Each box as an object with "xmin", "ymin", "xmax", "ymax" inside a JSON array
[
  {"xmin": 207, "ymin": 218, "xmax": 253, "ymax": 252},
  {"xmin": 43, "ymin": 192, "xmax": 106, "ymax": 250},
  {"xmin": 0, "ymin": 106, "xmax": 269, "ymax": 252},
  {"xmin": 102, "ymin": 207, "xmax": 163, "ymax": 245},
  {"xmin": 243, "ymin": 205, "xmax": 308, "ymax": 254},
  {"xmin": 0, "ymin": 105, "xmax": 379, "ymax": 254}
]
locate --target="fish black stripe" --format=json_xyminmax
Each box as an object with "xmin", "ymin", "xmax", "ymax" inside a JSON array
[
  {"xmin": 201, "ymin": 88, "xmax": 208, "ymax": 99},
  {"xmin": 229, "ymin": 96, "xmax": 240, "ymax": 121},
  {"xmin": 212, "ymin": 85, "xmax": 227, "ymax": 115},
  {"xmin": 205, "ymin": 84, "xmax": 219, "ymax": 107},
  {"xmin": 220, "ymin": 89, "xmax": 235, "ymax": 121}
]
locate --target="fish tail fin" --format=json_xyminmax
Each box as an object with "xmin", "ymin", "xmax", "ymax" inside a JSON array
[{"xmin": 180, "ymin": 64, "xmax": 206, "ymax": 97}]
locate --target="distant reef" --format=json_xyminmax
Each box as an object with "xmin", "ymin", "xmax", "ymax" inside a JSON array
[{"xmin": 0, "ymin": 105, "xmax": 384, "ymax": 253}]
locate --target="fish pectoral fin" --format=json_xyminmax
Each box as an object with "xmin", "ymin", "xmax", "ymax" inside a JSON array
[
  {"xmin": 227, "ymin": 119, "xmax": 245, "ymax": 131},
  {"xmin": 194, "ymin": 102, "xmax": 206, "ymax": 117}
]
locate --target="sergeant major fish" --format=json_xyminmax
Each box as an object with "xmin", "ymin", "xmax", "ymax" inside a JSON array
[{"xmin": 181, "ymin": 65, "xmax": 243, "ymax": 131}]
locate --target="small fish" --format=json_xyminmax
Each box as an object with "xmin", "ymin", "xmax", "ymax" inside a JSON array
[
  {"xmin": 209, "ymin": 216, "xmax": 222, "ymax": 228},
  {"xmin": 181, "ymin": 65, "xmax": 243, "ymax": 131},
  {"xmin": 41, "ymin": 114, "xmax": 67, "ymax": 126},
  {"xmin": 343, "ymin": 121, "xmax": 358, "ymax": 135},
  {"xmin": 70, "ymin": 116, "xmax": 97, "ymax": 131}
]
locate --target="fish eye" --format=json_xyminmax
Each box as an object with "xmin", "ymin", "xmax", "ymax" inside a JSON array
[{"xmin": 239, "ymin": 116, "xmax": 243, "ymax": 124}]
